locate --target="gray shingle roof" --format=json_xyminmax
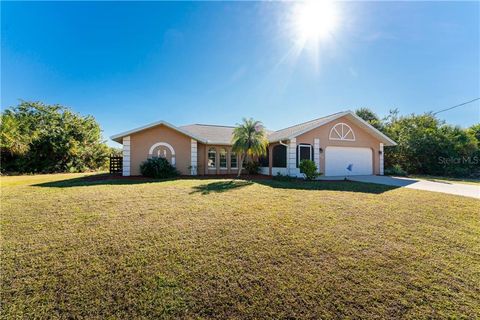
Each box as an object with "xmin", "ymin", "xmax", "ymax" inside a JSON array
[
  {"xmin": 267, "ymin": 111, "xmax": 346, "ymax": 142},
  {"xmin": 180, "ymin": 113, "xmax": 345, "ymax": 145},
  {"xmin": 180, "ymin": 124, "xmax": 235, "ymax": 145},
  {"xmin": 111, "ymin": 111, "xmax": 396, "ymax": 146}
]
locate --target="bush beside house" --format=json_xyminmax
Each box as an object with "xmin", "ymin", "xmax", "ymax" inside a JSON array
[
  {"xmin": 299, "ymin": 159, "xmax": 320, "ymax": 180},
  {"xmin": 140, "ymin": 157, "xmax": 179, "ymax": 179}
]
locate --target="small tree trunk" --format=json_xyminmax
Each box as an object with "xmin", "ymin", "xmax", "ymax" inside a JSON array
[{"xmin": 237, "ymin": 153, "xmax": 245, "ymax": 177}]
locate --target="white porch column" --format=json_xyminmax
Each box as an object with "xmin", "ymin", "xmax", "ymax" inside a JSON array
[
  {"xmin": 314, "ymin": 138, "xmax": 320, "ymax": 173},
  {"xmin": 190, "ymin": 139, "xmax": 198, "ymax": 175},
  {"xmin": 287, "ymin": 138, "xmax": 297, "ymax": 176},
  {"xmin": 379, "ymin": 143, "xmax": 384, "ymax": 175},
  {"xmin": 122, "ymin": 136, "xmax": 131, "ymax": 176}
]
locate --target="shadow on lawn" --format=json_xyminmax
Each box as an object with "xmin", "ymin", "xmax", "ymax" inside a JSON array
[
  {"xmin": 34, "ymin": 173, "xmax": 399, "ymax": 195},
  {"xmin": 190, "ymin": 180, "xmax": 253, "ymax": 195},
  {"xmin": 34, "ymin": 173, "xmax": 162, "ymax": 188},
  {"xmin": 255, "ymin": 179, "xmax": 399, "ymax": 194}
]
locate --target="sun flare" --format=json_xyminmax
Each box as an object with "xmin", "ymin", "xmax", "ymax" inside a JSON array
[{"xmin": 293, "ymin": 1, "xmax": 339, "ymax": 44}]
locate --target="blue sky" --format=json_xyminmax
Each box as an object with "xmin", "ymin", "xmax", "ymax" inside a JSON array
[{"xmin": 2, "ymin": 1, "xmax": 479, "ymax": 146}]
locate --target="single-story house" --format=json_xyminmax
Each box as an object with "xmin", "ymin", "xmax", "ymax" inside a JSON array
[{"xmin": 111, "ymin": 110, "xmax": 396, "ymax": 177}]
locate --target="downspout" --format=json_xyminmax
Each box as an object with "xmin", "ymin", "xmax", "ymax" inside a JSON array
[{"xmin": 279, "ymin": 140, "xmax": 288, "ymax": 147}]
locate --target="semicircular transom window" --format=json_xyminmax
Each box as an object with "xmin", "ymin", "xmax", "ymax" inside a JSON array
[{"xmin": 329, "ymin": 123, "xmax": 355, "ymax": 141}]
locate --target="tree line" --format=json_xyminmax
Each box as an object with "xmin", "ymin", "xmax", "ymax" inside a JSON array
[
  {"xmin": 0, "ymin": 101, "xmax": 113, "ymax": 173},
  {"xmin": 355, "ymin": 108, "xmax": 479, "ymax": 177},
  {"xmin": 1, "ymin": 101, "xmax": 478, "ymax": 177}
]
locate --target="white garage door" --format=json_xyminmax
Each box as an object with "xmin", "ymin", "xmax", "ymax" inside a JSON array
[{"xmin": 325, "ymin": 147, "xmax": 373, "ymax": 176}]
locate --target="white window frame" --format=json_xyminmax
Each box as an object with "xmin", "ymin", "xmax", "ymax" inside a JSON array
[
  {"xmin": 298, "ymin": 144, "xmax": 312, "ymax": 165},
  {"xmin": 329, "ymin": 123, "xmax": 356, "ymax": 141},
  {"xmin": 230, "ymin": 152, "xmax": 238, "ymax": 169},
  {"xmin": 208, "ymin": 148, "xmax": 216, "ymax": 169},
  {"xmin": 219, "ymin": 148, "xmax": 227, "ymax": 170}
]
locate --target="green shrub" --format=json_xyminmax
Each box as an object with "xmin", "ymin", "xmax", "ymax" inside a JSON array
[
  {"xmin": 273, "ymin": 172, "xmax": 295, "ymax": 182},
  {"xmin": 244, "ymin": 160, "xmax": 260, "ymax": 175},
  {"xmin": 140, "ymin": 157, "xmax": 179, "ymax": 179},
  {"xmin": 384, "ymin": 164, "xmax": 407, "ymax": 177},
  {"xmin": 299, "ymin": 160, "xmax": 319, "ymax": 180}
]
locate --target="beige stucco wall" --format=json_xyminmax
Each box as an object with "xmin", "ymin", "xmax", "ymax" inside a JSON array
[
  {"xmin": 295, "ymin": 115, "xmax": 382, "ymax": 174},
  {"xmin": 127, "ymin": 126, "xmax": 241, "ymax": 176},
  {"xmin": 201, "ymin": 145, "xmax": 240, "ymax": 175},
  {"xmin": 129, "ymin": 124, "xmax": 192, "ymax": 176},
  {"xmin": 126, "ymin": 115, "xmax": 383, "ymax": 176}
]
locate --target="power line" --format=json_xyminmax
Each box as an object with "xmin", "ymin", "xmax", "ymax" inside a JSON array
[{"xmin": 432, "ymin": 97, "xmax": 480, "ymax": 115}]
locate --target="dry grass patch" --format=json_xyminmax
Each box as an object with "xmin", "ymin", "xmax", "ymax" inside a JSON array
[{"xmin": 1, "ymin": 173, "xmax": 479, "ymax": 319}]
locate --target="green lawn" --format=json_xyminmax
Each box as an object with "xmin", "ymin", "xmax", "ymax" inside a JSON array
[{"xmin": 1, "ymin": 173, "xmax": 479, "ymax": 319}]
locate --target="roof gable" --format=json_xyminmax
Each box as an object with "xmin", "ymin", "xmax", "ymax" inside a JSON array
[
  {"xmin": 268, "ymin": 111, "xmax": 396, "ymax": 146},
  {"xmin": 110, "ymin": 120, "xmax": 207, "ymax": 144},
  {"xmin": 111, "ymin": 111, "xmax": 396, "ymax": 146},
  {"xmin": 267, "ymin": 112, "xmax": 346, "ymax": 143}
]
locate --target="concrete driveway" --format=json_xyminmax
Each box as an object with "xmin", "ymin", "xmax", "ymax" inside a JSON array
[{"xmin": 348, "ymin": 175, "xmax": 480, "ymax": 199}]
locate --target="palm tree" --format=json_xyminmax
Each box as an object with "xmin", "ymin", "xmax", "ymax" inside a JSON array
[{"xmin": 231, "ymin": 118, "xmax": 269, "ymax": 177}]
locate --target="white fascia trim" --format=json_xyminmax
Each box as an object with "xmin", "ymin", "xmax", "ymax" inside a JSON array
[
  {"xmin": 346, "ymin": 112, "xmax": 397, "ymax": 146},
  {"xmin": 285, "ymin": 111, "xmax": 396, "ymax": 146},
  {"xmin": 285, "ymin": 112, "xmax": 349, "ymax": 141},
  {"xmin": 267, "ymin": 113, "xmax": 349, "ymax": 144},
  {"xmin": 110, "ymin": 120, "xmax": 207, "ymax": 144},
  {"xmin": 205, "ymin": 141, "xmax": 232, "ymax": 146}
]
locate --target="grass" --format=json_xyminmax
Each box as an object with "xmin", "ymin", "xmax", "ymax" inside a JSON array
[
  {"xmin": 407, "ymin": 174, "xmax": 479, "ymax": 185},
  {"xmin": 1, "ymin": 173, "xmax": 479, "ymax": 319}
]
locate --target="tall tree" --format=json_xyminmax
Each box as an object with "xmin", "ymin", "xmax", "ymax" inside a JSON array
[
  {"xmin": 0, "ymin": 101, "xmax": 109, "ymax": 173},
  {"xmin": 383, "ymin": 112, "xmax": 478, "ymax": 176},
  {"xmin": 355, "ymin": 107, "xmax": 383, "ymax": 130},
  {"xmin": 231, "ymin": 118, "xmax": 269, "ymax": 177},
  {"xmin": 0, "ymin": 110, "xmax": 31, "ymax": 156},
  {"xmin": 468, "ymin": 124, "xmax": 480, "ymax": 145}
]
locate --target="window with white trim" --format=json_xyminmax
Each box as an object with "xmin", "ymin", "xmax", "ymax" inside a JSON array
[
  {"xmin": 230, "ymin": 152, "xmax": 238, "ymax": 168},
  {"xmin": 219, "ymin": 148, "xmax": 227, "ymax": 169},
  {"xmin": 208, "ymin": 148, "xmax": 216, "ymax": 168},
  {"xmin": 329, "ymin": 123, "xmax": 355, "ymax": 141},
  {"xmin": 297, "ymin": 144, "xmax": 312, "ymax": 167}
]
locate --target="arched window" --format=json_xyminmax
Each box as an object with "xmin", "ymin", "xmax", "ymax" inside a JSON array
[
  {"xmin": 148, "ymin": 142, "xmax": 176, "ymax": 166},
  {"xmin": 230, "ymin": 152, "xmax": 238, "ymax": 169},
  {"xmin": 219, "ymin": 148, "xmax": 227, "ymax": 169},
  {"xmin": 272, "ymin": 145, "xmax": 287, "ymax": 168},
  {"xmin": 208, "ymin": 148, "xmax": 216, "ymax": 168},
  {"xmin": 329, "ymin": 123, "xmax": 355, "ymax": 141}
]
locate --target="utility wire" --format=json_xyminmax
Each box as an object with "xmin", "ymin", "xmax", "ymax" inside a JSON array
[{"xmin": 432, "ymin": 97, "xmax": 480, "ymax": 115}]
